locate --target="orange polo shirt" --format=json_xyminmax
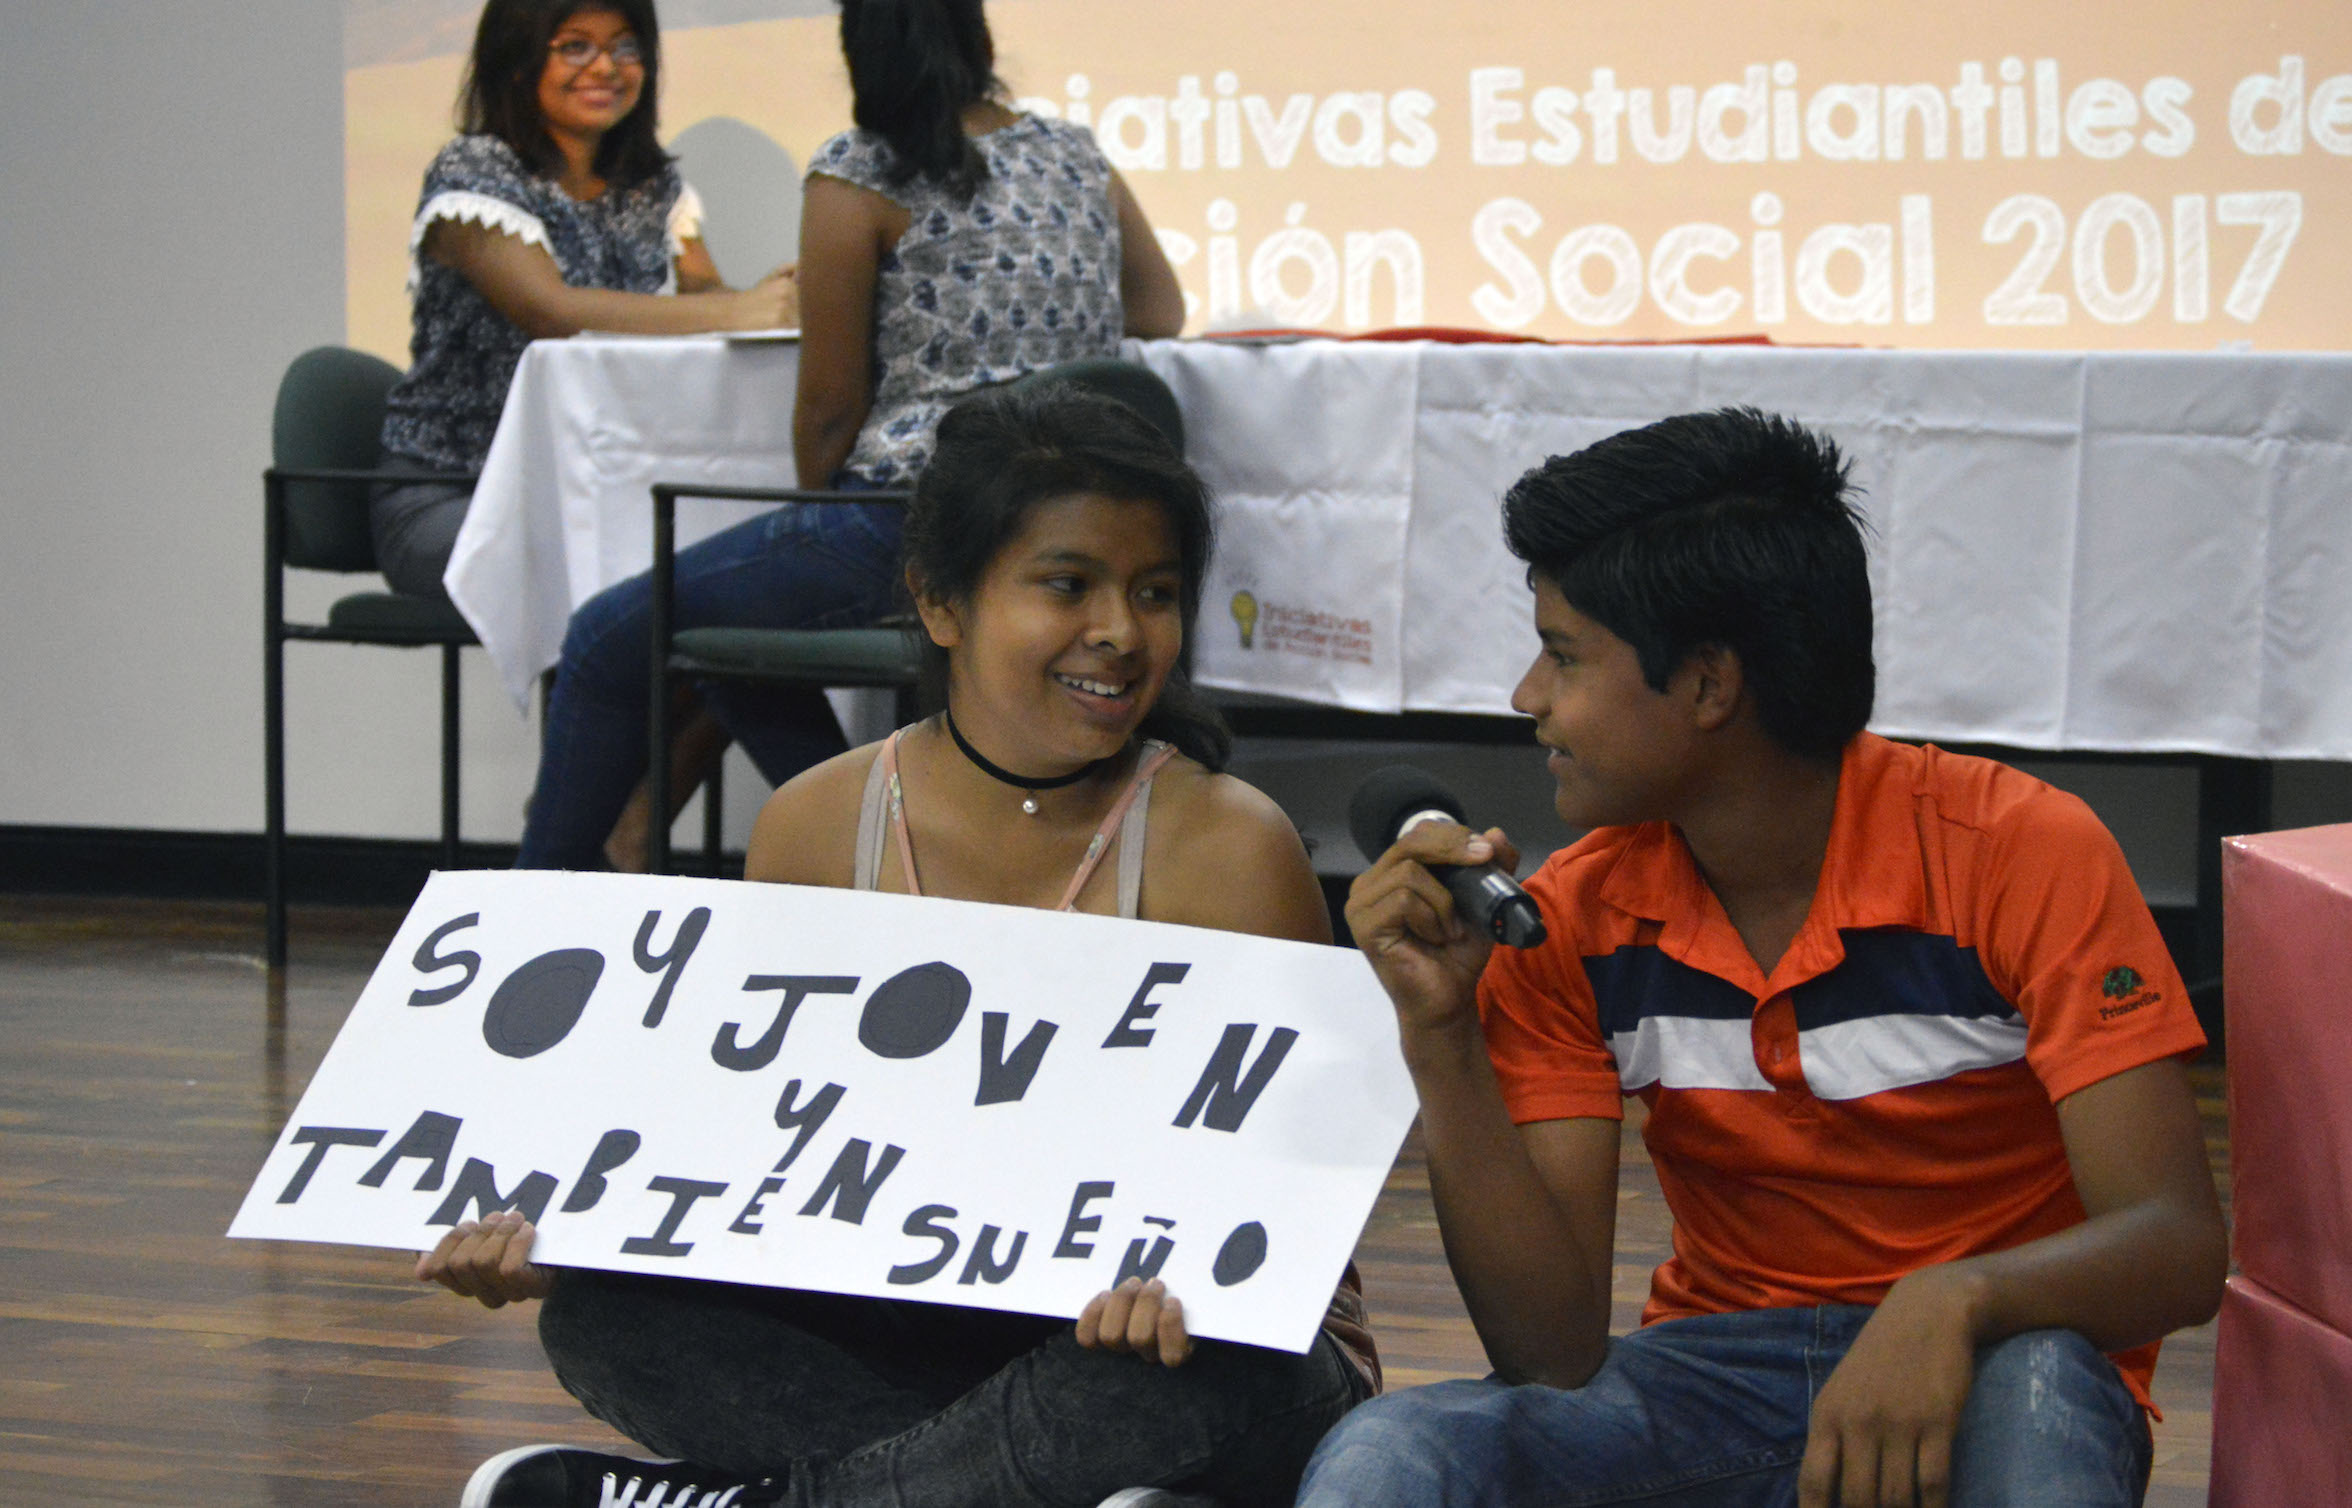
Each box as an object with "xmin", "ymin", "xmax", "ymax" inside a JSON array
[{"xmin": 1478, "ymin": 734, "xmax": 2206, "ymax": 1409}]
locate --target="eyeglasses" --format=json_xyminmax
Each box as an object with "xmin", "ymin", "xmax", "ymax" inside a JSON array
[{"xmin": 549, "ymin": 34, "xmax": 644, "ymax": 70}]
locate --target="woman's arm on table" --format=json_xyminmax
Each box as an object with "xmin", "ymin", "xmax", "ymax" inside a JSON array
[
  {"xmin": 793, "ymin": 174, "xmax": 897, "ymax": 487},
  {"xmin": 1112, "ymin": 170, "xmax": 1185, "ymax": 339},
  {"xmin": 423, "ymin": 219, "xmax": 794, "ymax": 338}
]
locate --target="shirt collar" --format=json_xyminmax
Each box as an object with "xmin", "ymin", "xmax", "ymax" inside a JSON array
[{"xmin": 1593, "ymin": 734, "xmax": 1931, "ymax": 990}]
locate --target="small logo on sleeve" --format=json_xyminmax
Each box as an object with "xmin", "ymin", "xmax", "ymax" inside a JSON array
[{"xmin": 2098, "ymin": 965, "xmax": 2161, "ymax": 1020}]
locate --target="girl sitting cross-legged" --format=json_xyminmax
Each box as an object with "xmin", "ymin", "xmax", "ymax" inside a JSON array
[{"xmin": 420, "ymin": 383, "xmax": 1380, "ymax": 1508}]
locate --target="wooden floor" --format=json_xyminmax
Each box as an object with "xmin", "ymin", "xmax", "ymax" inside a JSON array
[{"xmin": 1, "ymin": 896, "xmax": 2225, "ymax": 1505}]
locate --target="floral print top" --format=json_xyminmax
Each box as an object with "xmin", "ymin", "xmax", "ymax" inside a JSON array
[
  {"xmin": 808, "ymin": 115, "xmax": 1125, "ymax": 485},
  {"xmin": 380, "ymin": 134, "xmax": 702, "ymax": 469}
]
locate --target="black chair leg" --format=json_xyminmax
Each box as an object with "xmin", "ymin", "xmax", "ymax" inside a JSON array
[
  {"xmin": 265, "ymin": 631, "xmax": 287, "ymax": 969},
  {"xmin": 264, "ymin": 474, "xmax": 288, "ymax": 971},
  {"xmin": 648, "ymin": 492, "xmax": 676, "ymax": 877},
  {"xmin": 441, "ymin": 642, "xmax": 462, "ymax": 872},
  {"xmin": 702, "ymin": 755, "xmax": 725, "ymax": 876}
]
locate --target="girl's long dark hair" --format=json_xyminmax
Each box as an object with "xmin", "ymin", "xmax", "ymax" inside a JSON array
[
  {"xmin": 459, "ymin": 0, "xmax": 671, "ymax": 189},
  {"xmin": 838, "ymin": 0, "xmax": 1002, "ymax": 200},
  {"xmin": 903, "ymin": 383, "xmax": 1232, "ymax": 771}
]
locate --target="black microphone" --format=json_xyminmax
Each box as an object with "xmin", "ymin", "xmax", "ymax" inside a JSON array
[{"xmin": 1348, "ymin": 765, "xmax": 1547, "ymax": 949}]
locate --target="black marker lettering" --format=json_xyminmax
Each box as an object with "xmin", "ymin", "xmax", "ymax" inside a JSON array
[
  {"xmin": 858, "ymin": 961, "xmax": 971, "ymax": 1059},
  {"xmin": 481, "ymin": 948, "xmax": 605, "ymax": 1058},
  {"xmin": 730, "ymin": 1177, "xmax": 787, "ymax": 1234},
  {"xmin": 1172, "ymin": 1025, "xmax": 1299, "ymax": 1132},
  {"xmin": 796, "ymin": 1139, "xmax": 905, "ymax": 1225},
  {"xmin": 771, "ymin": 1080, "xmax": 847, "ymax": 1170},
  {"xmin": 560, "ymin": 1129, "xmax": 642, "ymax": 1214},
  {"xmin": 427, "ymin": 1158, "xmax": 558, "ymax": 1227},
  {"xmin": 408, "ymin": 914, "xmax": 481, "ymax": 1006},
  {"xmin": 632, "ymin": 907, "xmax": 712, "ymax": 1028},
  {"xmin": 358, "ymin": 1110, "xmax": 461, "ymax": 1191},
  {"xmin": 1054, "ymin": 1180, "xmax": 1115, "ymax": 1258},
  {"xmin": 975, "ymin": 1013, "xmax": 1058, "ymax": 1105},
  {"xmin": 714, "ymin": 976, "xmax": 858, "ymax": 1071},
  {"xmin": 1213, "ymin": 1221, "xmax": 1270, "ymax": 1286},
  {"xmin": 276, "ymin": 1126, "xmax": 385, "ymax": 1203},
  {"xmin": 958, "ymin": 1226, "xmax": 1028, "ymax": 1286},
  {"xmin": 887, "ymin": 1204, "xmax": 960, "ymax": 1285},
  {"xmin": 1116, "ymin": 1216, "xmax": 1177, "ymax": 1284},
  {"xmin": 620, "ymin": 1176, "xmax": 730, "ymax": 1257},
  {"xmin": 1102, "ymin": 962, "xmax": 1190, "ymax": 1048}
]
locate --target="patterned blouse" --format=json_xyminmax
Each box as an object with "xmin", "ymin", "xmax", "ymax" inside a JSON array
[
  {"xmin": 380, "ymin": 135, "xmax": 703, "ymax": 470},
  {"xmin": 809, "ymin": 115, "xmax": 1126, "ymax": 485}
]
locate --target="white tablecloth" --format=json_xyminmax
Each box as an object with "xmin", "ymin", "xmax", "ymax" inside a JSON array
[
  {"xmin": 448, "ymin": 334, "xmax": 2352, "ymax": 759},
  {"xmin": 1139, "ymin": 341, "xmax": 2352, "ymax": 760},
  {"xmin": 446, "ymin": 333, "xmax": 804, "ymax": 706}
]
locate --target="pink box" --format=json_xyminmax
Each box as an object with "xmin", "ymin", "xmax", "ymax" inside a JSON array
[
  {"xmin": 2209, "ymin": 1276, "xmax": 2352, "ymax": 1506},
  {"xmin": 2223, "ymin": 823, "xmax": 2352, "ymax": 1335}
]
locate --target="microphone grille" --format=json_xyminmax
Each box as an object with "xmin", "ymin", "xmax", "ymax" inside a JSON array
[{"xmin": 1348, "ymin": 765, "xmax": 1465, "ymax": 864}]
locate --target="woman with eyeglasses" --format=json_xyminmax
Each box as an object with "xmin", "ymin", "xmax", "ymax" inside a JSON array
[{"xmin": 373, "ymin": 0, "xmax": 796, "ymax": 602}]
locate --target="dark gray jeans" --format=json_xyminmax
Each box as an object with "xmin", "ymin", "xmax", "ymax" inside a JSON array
[
  {"xmin": 538, "ymin": 1269, "xmax": 1369, "ymax": 1508},
  {"xmin": 369, "ymin": 453, "xmax": 475, "ymax": 600}
]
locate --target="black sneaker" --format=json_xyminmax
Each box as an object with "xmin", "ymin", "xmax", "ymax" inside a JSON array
[{"xmin": 460, "ymin": 1444, "xmax": 775, "ymax": 1507}]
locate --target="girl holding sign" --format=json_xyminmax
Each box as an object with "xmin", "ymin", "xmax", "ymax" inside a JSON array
[{"xmin": 423, "ymin": 384, "xmax": 1379, "ymax": 1508}]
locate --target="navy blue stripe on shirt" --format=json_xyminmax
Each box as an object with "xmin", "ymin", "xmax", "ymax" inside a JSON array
[
  {"xmin": 1791, "ymin": 929, "xmax": 2018, "ymax": 1033},
  {"xmin": 1583, "ymin": 944, "xmax": 1756, "ymax": 1040}
]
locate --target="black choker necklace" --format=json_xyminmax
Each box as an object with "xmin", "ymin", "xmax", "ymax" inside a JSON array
[{"xmin": 943, "ymin": 708, "xmax": 1109, "ymax": 814}]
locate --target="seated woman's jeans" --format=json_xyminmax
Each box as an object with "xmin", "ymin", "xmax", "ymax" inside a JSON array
[
  {"xmin": 538, "ymin": 1269, "xmax": 1369, "ymax": 1507},
  {"xmin": 1297, "ymin": 1305, "xmax": 2153, "ymax": 1508},
  {"xmin": 516, "ymin": 496, "xmax": 904, "ymax": 871}
]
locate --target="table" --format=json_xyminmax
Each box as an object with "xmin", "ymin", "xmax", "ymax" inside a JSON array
[
  {"xmin": 451, "ymin": 333, "xmax": 2352, "ymax": 762},
  {"xmin": 1134, "ymin": 340, "xmax": 2352, "ymax": 762},
  {"xmin": 446, "ymin": 333, "xmax": 806, "ymax": 707}
]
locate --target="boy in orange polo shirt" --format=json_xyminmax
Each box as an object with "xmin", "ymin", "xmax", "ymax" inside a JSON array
[{"xmin": 1303, "ymin": 408, "xmax": 2224, "ymax": 1507}]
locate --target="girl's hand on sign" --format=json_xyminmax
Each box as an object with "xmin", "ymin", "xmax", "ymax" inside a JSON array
[
  {"xmin": 1076, "ymin": 1276, "xmax": 1194, "ymax": 1368},
  {"xmin": 415, "ymin": 1208, "xmax": 553, "ymax": 1308}
]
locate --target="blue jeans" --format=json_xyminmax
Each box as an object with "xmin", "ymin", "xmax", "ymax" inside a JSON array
[
  {"xmin": 517, "ymin": 495, "xmax": 905, "ymax": 870},
  {"xmin": 1297, "ymin": 1306, "xmax": 2151, "ymax": 1508}
]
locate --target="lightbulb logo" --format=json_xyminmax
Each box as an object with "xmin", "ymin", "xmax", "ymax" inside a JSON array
[{"xmin": 1229, "ymin": 590, "xmax": 1259, "ymax": 649}]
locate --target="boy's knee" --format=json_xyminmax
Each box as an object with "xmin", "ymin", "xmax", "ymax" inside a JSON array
[
  {"xmin": 1970, "ymin": 1328, "xmax": 2124, "ymax": 1421},
  {"xmin": 1298, "ymin": 1384, "xmax": 1490, "ymax": 1507},
  {"xmin": 1955, "ymin": 1330, "xmax": 2149, "ymax": 1504}
]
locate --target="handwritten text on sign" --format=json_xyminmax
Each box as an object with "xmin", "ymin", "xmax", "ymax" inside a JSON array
[{"xmin": 228, "ymin": 871, "xmax": 1415, "ymax": 1353}]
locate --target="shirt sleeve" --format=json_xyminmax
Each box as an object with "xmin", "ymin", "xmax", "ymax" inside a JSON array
[
  {"xmin": 1476, "ymin": 866, "xmax": 1626, "ymax": 1124},
  {"xmin": 806, "ymin": 129, "xmax": 894, "ymax": 195},
  {"xmin": 667, "ymin": 181, "xmax": 706, "ymax": 258},
  {"xmin": 1973, "ymin": 784, "xmax": 2207, "ymax": 1103},
  {"xmin": 408, "ymin": 139, "xmax": 553, "ymax": 291}
]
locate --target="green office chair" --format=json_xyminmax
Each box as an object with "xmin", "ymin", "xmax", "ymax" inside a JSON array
[
  {"xmin": 263, "ymin": 346, "xmax": 477, "ymax": 967},
  {"xmin": 643, "ymin": 482, "xmax": 922, "ymax": 876}
]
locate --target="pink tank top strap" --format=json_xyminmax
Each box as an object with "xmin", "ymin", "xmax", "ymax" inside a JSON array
[
  {"xmin": 1053, "ymin": 741, "xmax": 1180, "ymax": 912},
  {"xmin": 877, "ymin": 728, "xmax": 924, "ymax": 898}
]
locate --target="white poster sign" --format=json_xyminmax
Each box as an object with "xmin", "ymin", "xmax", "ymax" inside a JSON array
[{"xmin": 230, "ymin": 871, "xmax": 1416, "ymax": 1354}]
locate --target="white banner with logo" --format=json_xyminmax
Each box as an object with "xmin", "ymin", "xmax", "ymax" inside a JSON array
[{"xmin": 1136, "ymin": 339, "xmax": 1419, "ymax": 711}]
